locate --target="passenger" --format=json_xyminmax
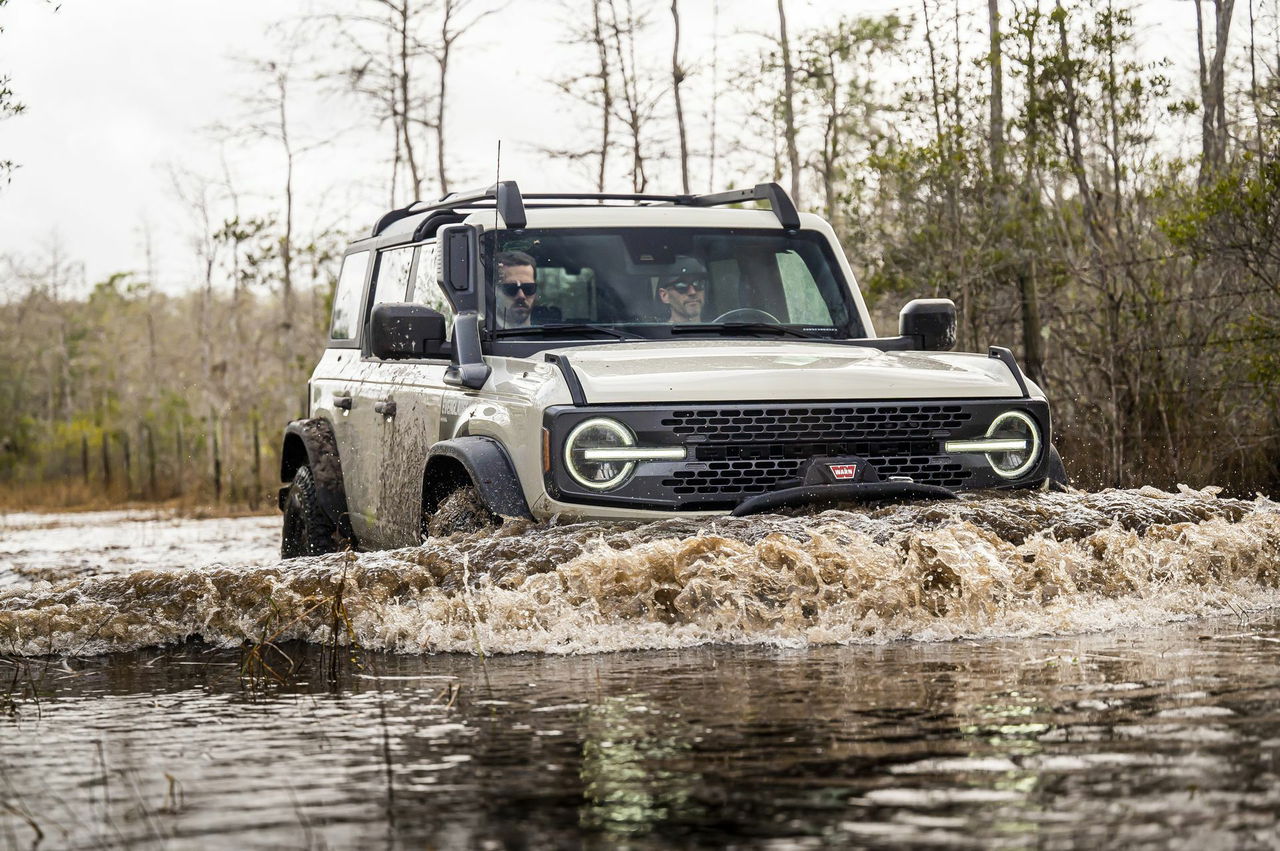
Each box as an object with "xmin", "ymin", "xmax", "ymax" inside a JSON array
[
  {"xmin": 494, "ymin": 250, "xmax": 538, "ymax": 328},
  {"xmin": 657, "ymin": 256, "xmax": 707, "ymax": 324}
]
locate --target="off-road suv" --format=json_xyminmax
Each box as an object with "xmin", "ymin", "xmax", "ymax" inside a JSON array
[{"xmin": 278, "ymin": 181, "xmax": 1066, "ymax": 557}]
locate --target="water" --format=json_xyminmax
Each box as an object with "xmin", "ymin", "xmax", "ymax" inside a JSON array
[{"xmin": 2, "ymin": 489, "xmax": 1280, "ymax": 847}]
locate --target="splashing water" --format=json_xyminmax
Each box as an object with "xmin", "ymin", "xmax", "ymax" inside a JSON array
[{"xmin": 1, "ymin": 487, "xmax": 1278, "ymax": 657}]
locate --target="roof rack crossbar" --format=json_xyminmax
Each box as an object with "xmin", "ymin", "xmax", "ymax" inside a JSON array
[
  {"xmin": 371, "ymin": 181, "xmax": 529, "ymax": 236},
  {"xmin": 688, "ymin": 182, "xmax": 801, "ymax": 229},
  {"xmin": 522, "ymin": 192, "xmax": 693, "ymax": 203},
  {"xmin": 370, "ymin": 180, "xmax": 802, "ymax": 236}
]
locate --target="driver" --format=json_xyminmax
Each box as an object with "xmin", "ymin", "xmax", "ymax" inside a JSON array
[
  {"xmin": 657, "ymin": 256, "xmax": 707, "ymax": 324},
  {"xmin": 494, "ymin": 250, "xmax": 538, "ymax": 328}
]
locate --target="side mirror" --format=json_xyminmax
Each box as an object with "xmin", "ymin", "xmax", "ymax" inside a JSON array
[
  {"xmin": 435, "ymin": 222, "xmax": 491, "ymax": 389},
  {"xmin": 368, "ymin": 303, "xmax": 447, "ymax": 359},
  {"xmin": 899, "ymin": 298, "xmax": 957, "ymax": 351},
  {"xmin": 437, "ymin": 223, "xmax": 480, "ymax": 312}
]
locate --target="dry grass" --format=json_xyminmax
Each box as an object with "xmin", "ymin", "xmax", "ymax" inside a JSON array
[
  {"xmin": 239, "ymin": 556, "xmax": 360, "ymax": 691},
  {"xmin": 0, "ymin": 480, "xmax": 279, "ymax": 516}
]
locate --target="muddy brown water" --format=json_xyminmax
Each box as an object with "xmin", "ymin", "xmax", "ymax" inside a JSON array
[{"xmin": 2, "ymin": 489, "xmax": 1280, "ymax": 848}]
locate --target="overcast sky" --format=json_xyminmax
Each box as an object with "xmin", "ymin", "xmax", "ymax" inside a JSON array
[{"xmin": 0, "ymin": 0, "xmax": 1206, "ymax": 292}]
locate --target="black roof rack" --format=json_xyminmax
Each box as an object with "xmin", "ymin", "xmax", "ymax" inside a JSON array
[{"xmin": 369, "ymin": 180, "xmax": 801, "ymax": 237}]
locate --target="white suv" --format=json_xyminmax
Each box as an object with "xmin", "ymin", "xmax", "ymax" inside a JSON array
[{"xmin": 278, "ymin": 182, "xmax": 1066, "ymax": 557}]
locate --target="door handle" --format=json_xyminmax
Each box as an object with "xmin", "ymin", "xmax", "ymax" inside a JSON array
[
  {"xmin": 374, "ymin": 399, "xmax": 397, "ymax": 418},
  {"xmin": 333, "ymin": 395, "xmax": 353, "ymax": 410}
]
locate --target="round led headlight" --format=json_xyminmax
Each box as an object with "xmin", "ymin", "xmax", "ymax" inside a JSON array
[
  {"xmin": 564, "ymin": 417, "xmax": 636, "ymax": 490},
  {"xmin": 985, "ymin": 410, "xmax": 1041, "ymax": 478}
]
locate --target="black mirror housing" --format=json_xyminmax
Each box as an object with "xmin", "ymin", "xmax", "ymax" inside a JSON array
[
  {"xmin": 368, "ymin": 303, "xmax": 448, "ymax": 359},
  {"xmin": 437, "ymin": 223, "xmax": 481, "ymax": 312},
  {"xmin": 899, "ymin": 298, "xmax": 957, "ymax": 351}
]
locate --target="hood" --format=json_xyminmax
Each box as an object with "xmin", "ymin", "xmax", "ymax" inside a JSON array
[{"xmin": 546, "ymin": 340, "xmax": 1027, "ymax": 404}]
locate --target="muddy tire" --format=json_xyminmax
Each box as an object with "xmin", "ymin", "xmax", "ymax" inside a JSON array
[
  {"xmin": 424, "ymin": 483, "xmax": 499, "ymax": 539},
  {"xmin": 281, "ymin": 466, "xmax": 339, "ymax": 558}
]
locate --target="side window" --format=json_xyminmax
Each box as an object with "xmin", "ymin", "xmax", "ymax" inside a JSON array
[
  {"xmin": 330, "ymin": 250, "xmax": 370, "ymax": 341},
  {"xmin": 372, "ymin": 246, "xmax": 415, "ymax": 306},
  {"xmin": 777, "ymin": 250, "xmax": 833, "ymax": 325},
  {"xmin": 410, "ymin": 243, "xmax": 454, "ymax": 332}
]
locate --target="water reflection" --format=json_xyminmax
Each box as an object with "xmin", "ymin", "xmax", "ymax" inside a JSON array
[
  {"xmin": 2, "ymin": 613, "xmax": 1280, "ymax": 847},
  {"xmin": 579, "ymin": 694, "xmax": 702, "ymax": 835}
]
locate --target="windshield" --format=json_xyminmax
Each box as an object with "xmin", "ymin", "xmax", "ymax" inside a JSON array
[{"xmin": 483, "ymin": 228, "xmax": 860, "ymax": 337}]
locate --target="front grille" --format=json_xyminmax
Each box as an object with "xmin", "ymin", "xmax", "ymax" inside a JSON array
[
  {"xmin": 656, "ymin": 405, "xmax": 975, "ymax": 496},
  {"xmin": 548, "ymin": 399, "xmax": 1046, "ymax": 510},
  {"xmin": 661, "ymin": 404, "xmax": 972, "ymax": 442},
  {"xmin": 662, "ymin": 455, "xmax": 969, "ymax": 497}
]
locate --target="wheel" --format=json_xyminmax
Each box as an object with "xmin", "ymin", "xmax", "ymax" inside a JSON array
[
  {"xmin": 712, "ymin": 307, "xmax": 781, "ymax": 324},
  {"xmin": 1045, "ymin": 445, "xmax": 1070, "ymax": 491},
  {"xmin": 423, "ymin": 483, "xmax": 499, "ymax": 539},
  {"xmin": 281, "ymin": 466, "xmax": 339, "ymax": 558}
]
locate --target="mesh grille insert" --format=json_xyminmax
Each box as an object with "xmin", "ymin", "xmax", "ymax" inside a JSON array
[
  {"xmin": 661, "ymin": 456, "xmax": 970, "ymax": 496},
  {"xmin": 661, "ymin": 404, "xmax": 972, "ymax": 442}
]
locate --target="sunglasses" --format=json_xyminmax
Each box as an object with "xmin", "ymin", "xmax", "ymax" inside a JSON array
[
  {"xmin": 499, "ymin": 282, "xmax": 538, "ymax": 298},
  {"xmin": 666, "ymin": 277, "xmax": 706, "ymax": 294}
]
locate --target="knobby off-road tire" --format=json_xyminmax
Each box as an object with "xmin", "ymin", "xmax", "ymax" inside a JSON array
[
  {"xmin": 423, "ymin": 483, "xmax": 500, "ymax": 539},
  {"xmin": 281, "ymin": 465, "xmax": 339, "ymax": 558}
]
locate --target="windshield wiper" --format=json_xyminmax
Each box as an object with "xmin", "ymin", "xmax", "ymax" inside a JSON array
[
  {"xmin": 493, "ymin": 323, "xmax": 643, "ymax": 341},
  {"xmin": 669, "ymin": 322, "xmax": 830, "ymax": 340}
]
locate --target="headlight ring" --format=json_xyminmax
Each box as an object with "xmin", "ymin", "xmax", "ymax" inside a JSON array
[
  {"xmin": 564, "ymin": 417, "xmax": 636, "ymax": 490},
  {"xmin": 984, "ymin": 410, "xmax": 1041, "ymax": 478}
]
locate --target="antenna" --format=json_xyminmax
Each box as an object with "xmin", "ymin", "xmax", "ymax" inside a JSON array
[
  {"xmin": 493, "ymin": 140, "xmax": 501, "ymax": 326},
  {"xmin": 494, "ymin": 139, "xmax": 502, "ymax": 233}
]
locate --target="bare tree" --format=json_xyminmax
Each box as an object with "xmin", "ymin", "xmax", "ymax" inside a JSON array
[
  {"xmin": 606, "ymin": 0, "xmax": 660, "ymax": 192},
  {"xmin": 988, "ymin": 0, "xmax": 1006, "ymax": 182},
  {"xmin": 1195, "ymin": 0, "xmax": 1237, "ymax": 180},
  {"xmin": 777, "ymin": 0, "xmax": 802, "ymax": 207},
  {"xmin": 671, "ymin": 0, "xmax": 690, "ymax": 193},
  {"xmin": 314, "ymin": 0, "xmax": 495, "ymax": 200},
  {"xmin": 543, "ymin": 0, "xmax": 615, "ymax": 190},
  {"xmin": 708, "ymin": 0, "xmax": 720, "ymax": 190},
  {"xmin": 430, "ymin": 0, "xmax": 502, "ymax": 194}
]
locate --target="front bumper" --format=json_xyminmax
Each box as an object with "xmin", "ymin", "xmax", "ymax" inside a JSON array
[{"xmin": 543, "ymin": 398, "xmax": 1052, "ymax": 513}]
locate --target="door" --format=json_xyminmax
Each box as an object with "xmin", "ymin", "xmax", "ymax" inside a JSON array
[
  {"xmin": 310, "ymin": 249, "xmax": 373, "ymax": 537},
  {"xmin": 354, "ymin": 241, "xmax": 456, "ymax": 549}
]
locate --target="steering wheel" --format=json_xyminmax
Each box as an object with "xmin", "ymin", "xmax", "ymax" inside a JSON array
[{"xmin": 712, "ymin": 307, "xmax": 782, "ymax": 324}]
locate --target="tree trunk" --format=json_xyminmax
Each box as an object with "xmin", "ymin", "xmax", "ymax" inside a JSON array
[
  {"xmin": 101, "ymin": 432, "xmax": 112, "ymax": 490},
  {"xmin": 606, "ymin": 0, "xmax": 648, "ymax": 192},
  {"xmin": 397, "ymin": 0, "xmax": 422, "ymax": 198},
  {"xmin": 177, "ymin": 420, "xmax": 185, "ymax": 496},
  {"xmin": 121, "ymin": 430, "xmax": 132, "ymax": 498},
  {"xmin": 145, "ymin": 423, "xmax": 157, "ymax": 500},
  {"xmin": 593, "ymin": 0, "xmax": 612, "ymax": 192},
  {"xmin": 1018, "ymin": 268, "xmax": 1045, "ymax": 385},
  {"xmin": 988, "ymin": 0, "xmax": 1005, "ymax": 182},
  {"xmin": 671, "ymin": 0, "xmax": 690, "ymax": 193},
  {"xmin": 252, "ymin": 414, "xmax": 262, "ymax": 510},
  {"xmin": 1248, "ymin": 0, "xmax": 1263, "ymax": 158},
  {"xmin": 211, "ymin": 412, "xmax": 223, "ymax": 503},
  {"xmin": 436, "ymin": 0, "xmax": 453, "ymax": 195},
  {"xmin": 777, "ymin": 0, "xmax": 802, "ymax": 207},
  {"xmin": 1196, "ymin": 0, "xmax": 1236, "ymax": 181},
  {"xmin": 708, "ymin": 0, "xmax": 720, "ymax": 191}
]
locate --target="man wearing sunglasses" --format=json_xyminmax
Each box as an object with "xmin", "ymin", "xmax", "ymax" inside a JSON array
[
  {"xmin": 494, "ymin": 250, "xmax": 539, "ymax": 328},
  {"xmin": 657, "ymin": 256, "xmax": 707, "ymax": 324}
]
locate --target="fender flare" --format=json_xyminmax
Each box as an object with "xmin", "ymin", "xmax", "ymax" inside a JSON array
[
  {"xmin": 424, "ymin": 436, "xmax": 534, "ymax": 519},
  {"xmin": 1046, "ymin": 445, "xmax": 1071, "ymax": 491},
  {"xmin": 280, "ymin": 418, "xmax": 355, "ymax": 542}
]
